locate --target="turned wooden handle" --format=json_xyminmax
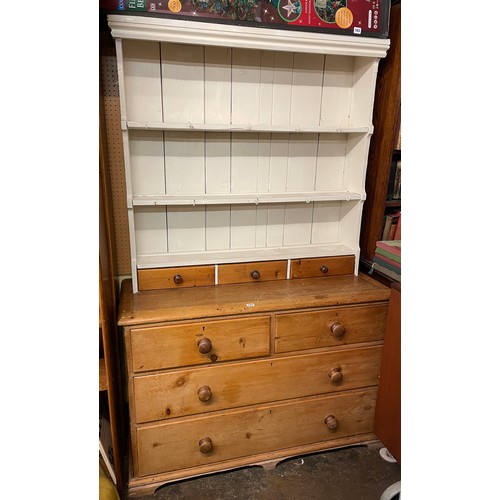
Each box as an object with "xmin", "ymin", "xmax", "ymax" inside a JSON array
[
  {"xmin": 328, "ymin": 367, "xmax": 343, "ymax": 384},
  {"xmin": 329, "ymin": 321, "xmax": 346, "ymax": 338},
  {"xmin": 320, "ymin": 265, "xmax": 329, "ymax": 273},
  {"xmin": 324, "ymin": 415, "xmax": 338, "ymax": 431},
  {"xmin": 197, "ymin": 386, "xmax": 212, "ymax": 402},
  {"xmin": 199, "ymin": 437, "xmax": 213, "ymax": 454},
  {"xmin": 250, "ymin": 270, "xmax": 261, "ymax": 280},
  {"xmin": 197, "ymin": 338, "xmax": 212, "ymax": 354},
  {"xmin": 173, "ymin": 274, "xmax": 183, "ymax": 285}
]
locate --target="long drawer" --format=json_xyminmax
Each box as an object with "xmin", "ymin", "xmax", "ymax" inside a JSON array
[
  {"xmin": 275, "ymin": 304, "xmax": 388, "ymax": 353},
  {"xmin": 133, "ymin": 346, "xmax": 382, "ymax": 423},
  {"xmin": 136, "ymin": 388, "xmax": 377, "ymax": 477},
  {"xmin": 130, "ymin": 316, "xmax": 271, "ymax": 373}
]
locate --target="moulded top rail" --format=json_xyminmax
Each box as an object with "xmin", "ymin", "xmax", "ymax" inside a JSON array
[{"xmin": 107, "ymin": 15, "xmax": 390, "ymax": 58}]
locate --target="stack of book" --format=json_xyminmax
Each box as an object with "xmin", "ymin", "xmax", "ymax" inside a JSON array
[{"xmin": 370, "ymin": 240, "xmax": 401, "ymax": 282}]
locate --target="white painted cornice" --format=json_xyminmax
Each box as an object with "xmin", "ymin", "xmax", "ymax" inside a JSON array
[{"xmin": 108, "ymin": 15, "xmax": 390, "ymax": 57}]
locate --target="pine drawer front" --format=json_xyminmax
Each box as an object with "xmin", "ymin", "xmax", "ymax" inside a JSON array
[
  {"xmin": 218, "ymin": 261, "xmax": 287, "ymax": 285},
  {"xmin": 137, "ymin": 265, "xmax": 215, "ymax": 291},
  {"xmin": 133, "ymin": 346, "xmax": 382, "ymax": 423},
  {"xmin": 136, "ymin": 388, "xmax": 377, "ymax": 477},
  {"xmin": 130, "ymin": 316, "xmax": 271, "ymax": 373},
  {"xmin": 290, "ymin": 256, "xmax": 355, "ymax": 279},
  {"xmin": 275, "ymin": 303, "xmax": 388, "ymax": 353}
]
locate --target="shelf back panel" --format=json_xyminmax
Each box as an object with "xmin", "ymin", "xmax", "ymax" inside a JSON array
[
  {"xmin": 133, "ymin": 201, "xmax": 349, "ymax": 260},
  {"xmin": 129, "ymin": 131, "xmax": 363, "ymax": 197},
  {"xmin": 121, "ymin": 41, "xmax": 377, "ymax": 129}
]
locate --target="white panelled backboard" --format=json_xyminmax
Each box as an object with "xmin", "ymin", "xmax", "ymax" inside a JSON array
[{"xmin": 109, "ymin": 15, "xmax": 389, "ymax": 291}]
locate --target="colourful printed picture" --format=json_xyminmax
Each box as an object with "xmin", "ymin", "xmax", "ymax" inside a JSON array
[
  {"xmin": 314, "ymin": 0, "xmax": 345, "ymax": 24},
  {"xmin": 100, "ymin": 0, "xmax": 389, "ymax": 38}
]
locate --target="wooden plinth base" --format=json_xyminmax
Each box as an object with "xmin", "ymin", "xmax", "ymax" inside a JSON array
[{"xmin": 127, "ymin": 433, "xmax": 378, "ymax": 497}]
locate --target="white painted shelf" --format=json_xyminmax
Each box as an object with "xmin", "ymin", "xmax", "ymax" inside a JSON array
[
  {"xmin": 136, "ymin": 244, "xmax": 356, "ymax": 269},
  {"xmin": 126, "ymin": 121, "xmax": 373, "ymax": 134},
  {"xmin": 108, "ymin": 14, "xmax": 390, "ymax": 292},
  {"xmin": 131, "ymin": 191, "xmax": 364, "ymax": 207}
]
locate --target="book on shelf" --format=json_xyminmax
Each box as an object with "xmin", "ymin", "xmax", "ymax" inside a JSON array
[
  {"xmin": 394, "ymin": 212, "xmax": 401, "ymax": 240},
  {"xmin": 374, "ymin": 252, "xmax": 401, "ymax": 270},
  {"xmin": 370, "ymin": 261, "xmax": 401, "ymax": 282},
  {"xmin": 381, "ymin": 211, "xmax": 400, "ymax": 241},
  {"xmin": 376, "ymin": 240, "xmax": 401, "ymax": 256},
  {"xmin": 373, "ymin": 255, "xmax": 400, "ymax": 274},
  {"xmin": 387, "ymin": 214, "xmax": 398, "ymax": 240},
  {"xmin": 392, "ymin": 160, "xmax": 401, "ymax": 200},
  {"xmin": 371, "ymin": 239, "xmax": 401, "ymax": 281},
  {"xmin": 386, "ymin": 158, "xmax": 398, "ymax": 201},
  {"xmin": 381, "ymin": 215, "xmax": 392, "ymax": 241},
  {"xmin": 375, "ymin": 246, "xmax": 401, "ymax": 263}
]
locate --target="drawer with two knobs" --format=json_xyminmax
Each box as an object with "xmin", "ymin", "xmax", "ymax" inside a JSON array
[
  {"xmin": 135, "ymin": 388, "xmax": 378, "ymax": 477},
  {"xmin": 132, "ymin": 345, "xmax": 382, "ymax": 424}
]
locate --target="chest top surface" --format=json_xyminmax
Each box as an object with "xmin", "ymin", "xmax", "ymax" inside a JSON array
[{"xmin": 118, "ymin": 273, "xmax": 390, "ymax": 326}]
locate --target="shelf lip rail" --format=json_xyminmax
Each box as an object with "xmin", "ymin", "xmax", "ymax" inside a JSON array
[
  {"xmin": 108, "ymin": 15, "xmax": 390, "ymax": 58},
  {"xmin": 130, "ymin": 192, "xmax": 364, "ymax": 207},
  {"xmin": 126, "ymin": 122, "xmax": 373, "ymax": 135}
]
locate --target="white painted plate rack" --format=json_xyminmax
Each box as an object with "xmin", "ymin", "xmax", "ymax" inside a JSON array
[{"xmin": 108, "ymin": 15, "xmax": 390, "ymax": 293}]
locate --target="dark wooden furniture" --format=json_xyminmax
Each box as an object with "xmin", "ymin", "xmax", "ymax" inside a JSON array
[
  {"xmin": 360, "ymin": 2, "xmax": 401, "ymax": 265},
  {"xmin": 373, "ymin": 282, "xmax": 401, "ymax": 462}
]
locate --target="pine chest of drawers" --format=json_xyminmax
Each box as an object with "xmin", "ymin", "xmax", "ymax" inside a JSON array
[{"xmin": 118, "ymin": 269, "xmax": 390, "ymax": 497}]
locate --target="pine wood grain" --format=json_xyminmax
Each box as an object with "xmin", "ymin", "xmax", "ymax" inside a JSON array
[
  {"xmin": 218, "ymin": 260, "xmax": 287, "ymax": 285},
  {"xmin": 275, "ymin": 303, "xmax": 388, "ymax": 353},
  {"xmin": 138, "ymin": 265, "xmax": 215, "ymax": 291},
  {"xmin": 118, "ymin": 274, "xmax": 390, "ymax": 326},
  {"xmin": 129, "ymin": 316, "xmax": 270, "ymax": 373},
  {"xmin": 132, "ymin": 346, "xmax": 382, "ymax": 423},
  {"xmin": 128, "ymin": 433, "xmax": 378, "ymax": 497},
  {"xmin": 136, "ymin": 388, "xmax": 377, "ymax": 476},
  {"xmin": 290, "ymin": 255, "xmax": 355, "ymax": 279}
]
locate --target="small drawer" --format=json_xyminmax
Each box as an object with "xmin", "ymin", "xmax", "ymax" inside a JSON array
[
  {"xmin": 137, "ymin": 265, "xmax": 215, "ymax": 291},
  {"xmin": 275, "ymin": 303, "xmax": 388, "ymax": 353},
  {"xmin": 290, "ymin": 256, "xmax": 355, "ymax": 279},
  {"xmin": 218, "ymin": 260, "xmax": 287, "ymax": 285},
  {"xmin": 136, "ymin": 388, "xmax": 377, "ymax": 477},
  {"xmin": 133, "ymin": 346, "xmax": 382, "ymax": 423},
  {"xmin": 129, "ymin": 316, "xmax": 270, "ymax": 373}
]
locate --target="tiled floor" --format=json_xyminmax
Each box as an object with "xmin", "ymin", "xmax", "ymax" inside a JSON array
[{"xmin": 125, "ymin": 442, "xmax": 401, "ymax": 500}]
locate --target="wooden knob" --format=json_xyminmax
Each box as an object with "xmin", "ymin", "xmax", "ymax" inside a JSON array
[
  {"xmin": 320, "ymin": 265, "xmax": 329, "ymax": 273},
  {"xmin": 197, "ymin": 338, "xmax": 212, "ymax": 354},
  {"xmin": 324, "ymin": 415, "xmax": 338, "ymax": 431},
  {"xmin": 250, "ymin": 270, "xmax": 260, "ymax": 280},
  {"xmin": 197, "ymin": 386, "xmax": 212, "ymax": 402},
  {"xmin": 330, "ymin": 321, "xmax": 346, "ymax": 338},
  {"xmin": 173, "ymin": 274, "xmax": 183, "ymax": 285},
  {"xmin": 199, "ymin": 437, "xmax": 213, "ymax": 454},
  {"xmin": 329, "ymin": 368, "xmax": 343, "ymax": 384}
]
